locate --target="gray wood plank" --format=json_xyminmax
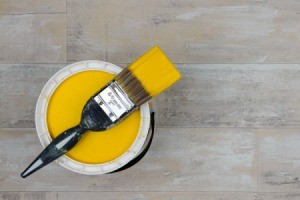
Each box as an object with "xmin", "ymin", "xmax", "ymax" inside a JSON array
[
  {"xmin": 58, "ymin": 192, "xmax": 300, "ymax": 200},
  {"xmin": 0, "ymin": 192, "xmax": 57, "ymax": 200},
  {"xmin": 258, "ymin": 193, "xmax": 300, "ymax": 200},
  {"xmin": 58, "ymin": 192, "xmax": 256, "ymax": 200},
  {"xmin": 0, "ymin": 0, "xmax": 66, "ymax": 15},
  {"xmin": 0, "ymin": 128, "xmax": 257, "ymax": 191},
  {"xmin": 0, "ymin": 14, "xmax": 66, "ymax": 64},
  {"xmin": 156, "ymin": 64, "xmax": 300, "ymax": 127},
  {"xmin": 258, "ymin": 129, "xmax": 300, "ymax": 192},
  {"xmin": 3, "ymin": 64, "xmax": 300, "ymax": 128},
  {"xmin": 105, "ymin": 0, "xmax": 300, "ymax": 63},
  {"xmin": 0, "ymin": 64, "xmax": 64, "ymax": 128},
  {"xmin": 67, "ymin": 0, "xmax": 106, "ymax": 62}
]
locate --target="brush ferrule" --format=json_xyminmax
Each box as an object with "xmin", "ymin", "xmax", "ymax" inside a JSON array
[{"xmin": 93, "ymin": 81, "xmax": 135, "ymax": 122}]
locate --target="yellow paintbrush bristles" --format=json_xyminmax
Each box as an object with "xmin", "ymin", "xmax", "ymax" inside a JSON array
[{"xmin": 115, "ymin": 46, "xmax": 181, "ymax": 106}]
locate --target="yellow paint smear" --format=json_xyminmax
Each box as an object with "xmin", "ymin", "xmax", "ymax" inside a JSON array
[
  {"xmin": 128, "ymin": 46, "xmax": 181, "ymax": 96},
  {"xmin": 47, "ymin": 70, "xmax": 141, "ymax": 164}
]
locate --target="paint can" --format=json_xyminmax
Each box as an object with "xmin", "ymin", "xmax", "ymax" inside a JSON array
[{"xmin": 35, "ymin": 61, "xmax": 154, "ymax": 175}]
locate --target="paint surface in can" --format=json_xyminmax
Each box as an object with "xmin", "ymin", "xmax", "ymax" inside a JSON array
[{"xmin": 47, "ymin": 70, "xmax": 141, "ymax": 164}]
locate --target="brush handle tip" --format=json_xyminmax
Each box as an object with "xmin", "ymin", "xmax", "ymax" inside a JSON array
[{"xmin": 20, "ymin": 125, "xmax": 86, "ymax": 178}]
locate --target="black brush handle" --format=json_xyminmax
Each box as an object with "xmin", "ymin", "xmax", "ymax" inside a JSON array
[
  {"xmin": 21, "ymin": 125, "xmax": 86, "ymax": 178},
  {"xmin": 21, "ymin": 94, "xmax": 116, "ymax": 178}
]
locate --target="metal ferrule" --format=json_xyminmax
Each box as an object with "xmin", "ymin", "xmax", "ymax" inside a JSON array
[{"xmin": 93, "ymin": 81, "xmax": 135, "ymax": 122}]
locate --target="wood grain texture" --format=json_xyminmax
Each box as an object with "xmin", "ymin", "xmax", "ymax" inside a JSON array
[
  {"xmin": 3, "ymin": 64, "xmax": 300, "ymax": 128},
  {"xmin": 65, "ymin": 0, "xmax": 300, "ymax": 63},
  {"xmin": 0, "ymin": 192, "xmax": 57, "ymax": 200},
  {"xmin": 58, "ymin": 192, "xmax": 256, "ymax": 200},
  {"xmin": 57, "ymin": 192, "xmax": 300, "ymax": 200},
  {"xmin": 2, "ymin": 192, "xmax": 300, "ymax": 200},
  {"xmin": 258, "ymin": 129, "xmax": 300, "ymax": 192},
  {"xmin": 258, "ymin": 193, "xmax": 300, "ymax": 200},
  {"xmin": 1, "ymin": 0, "xmax": 300, "ymax": 198},
  {"xmin": 67, "ymin": 0, "xmax": 106, "ymax": 62},
  {"xmin": 0, "ymin": 128, "xmax": 256, "ymax": 192},
  {"xmin": 105, "ymin": 0, "xmax": 300, "ymax": 63},
  {"xmin": 0, "ymin": 14, "xmax": 66, "ymax": 64},
  {"xmin": 0, "ymin": 64, "xmax": 64, "ymax": 128},
  {"xmin": 0, "ymin": 0, "xmax": 66, "ymax": 15},
  {"xmin": 156, "ymin": 64, "xmax": 300, "ymax": 127}
]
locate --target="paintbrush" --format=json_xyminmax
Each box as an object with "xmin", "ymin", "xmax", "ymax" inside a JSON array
[{"xmin": 21, "ymin": 46, "xmax": 181, "ymax": 178}]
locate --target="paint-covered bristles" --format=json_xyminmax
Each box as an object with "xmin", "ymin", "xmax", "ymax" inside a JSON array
[
  {"xmin": 115, "ymin": 46, "xmax": 181, "ymax": 106},
  {"xmin": 115, "ymin": 68, "xmax": 151, "ymax": 106}
]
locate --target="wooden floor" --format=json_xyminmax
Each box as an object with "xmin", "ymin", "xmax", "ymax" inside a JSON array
[{"xmin": 1, "ymin": 0, "xmax": 300, "ymax": 199}]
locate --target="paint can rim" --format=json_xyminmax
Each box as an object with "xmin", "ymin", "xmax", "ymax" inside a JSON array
[{"xmin": 35, "ymin": 60, "xmax": 151, "ymax": 175}]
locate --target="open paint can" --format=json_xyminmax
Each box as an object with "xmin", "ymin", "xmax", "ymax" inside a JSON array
[{"xmin": 35, "ymin": 61, "xmax": 154, "ymax": 175}]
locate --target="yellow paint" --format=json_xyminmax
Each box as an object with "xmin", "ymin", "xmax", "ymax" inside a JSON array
[
  {"xmin": 128, "ymin": 46, "xmax": 181, "ymax": 96},
  {"xmin": 47, "ymin": 70, "xmax": 141, "ymax": 164}
]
